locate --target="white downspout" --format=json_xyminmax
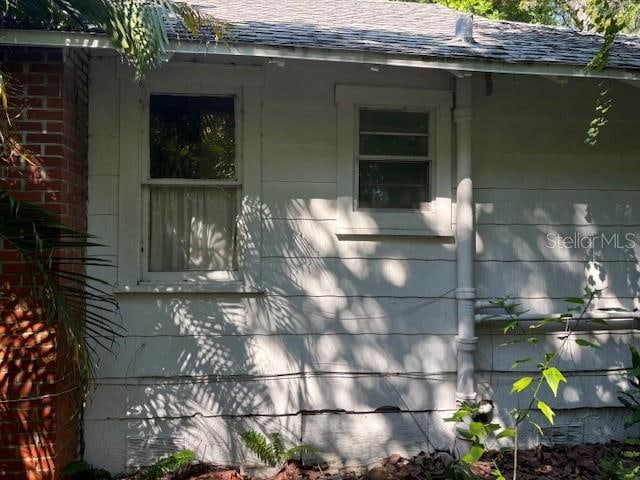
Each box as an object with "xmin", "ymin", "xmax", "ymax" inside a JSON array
[{"xmin": 454, "ymin": 76, "xmax": 477, "ymax": 403}]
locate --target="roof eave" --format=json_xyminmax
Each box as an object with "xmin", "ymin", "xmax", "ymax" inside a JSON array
[{"xmin": 2, "ymin": 28, "xmax": 640, "ymax": 81}]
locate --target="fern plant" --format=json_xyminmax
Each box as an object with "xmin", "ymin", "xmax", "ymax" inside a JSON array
[
  {"xmin": 240, "ymin": 431, "xmax": 320, "ymax": 467},
  {"xmin": 138, "ymin": 450, "xmax": 197, "ymax": 480}
]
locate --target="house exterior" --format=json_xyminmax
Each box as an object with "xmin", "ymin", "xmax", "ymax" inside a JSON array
[{"xmin": 2, "ymin": 0, "xmax": 640, "ymax": 477}]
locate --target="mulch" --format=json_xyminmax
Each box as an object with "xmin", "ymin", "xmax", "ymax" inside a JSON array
[
  {"xmin": 169, "ymin": 464, "xmax": 247, "ymax": 480},
  {"xmin": 161, "ymin": 441, "xmax": 640, "ymax": 480},
  {"xmin": 474, "ymin": 441, "xmax": 640, "ymax": 480}
]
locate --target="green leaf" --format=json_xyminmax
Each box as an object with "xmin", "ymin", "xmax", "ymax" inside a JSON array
[
  {"xmin": 444, "ymin": 462, "xmax": 476, "ymax": 480},
  {"xmin": 619, "ymin": 390, "xmax": 640, "ymax": 402},
  {"xmin": 492, "ymin": 470, "xmax": 506, "ymax": 480},
  {"xmin": 530, "ymin": 316, "xmax": 565, "ymax": 329},
  {"xmin": 631, "ymin": 346, "xmax": 640, "ymax": 369},
  {"xmin": 510, "ymin": 358, "xmax": 531, "ymax": 369},
  {"xmin": 469, "ymin": 422, "xmax": 487, "ymax": 441},
  {"xmin": 543, "ymin": 367, "xmax": 567, "ymax": 397},
  {"xmin": 241, "ymin": 431, "xmax": 278, "ymax": 466},
  {"xmin": 538, "ymin": 400, "xmax": 555, "ymax": 424},
  {"xmin": 618, "ymin": 396, "xmax": 634, "ymax": 409},
  {"xmin": 511, "ymin": 409, "xmax": 527, "ymax": 423},
  {"xmin": 565, "ymin": 296, "xmax": 585, "ymax": 304},
  {"xmin": 285, "ymin": 444, "xmax": 320, "ymax": 463},
  {"xmin": 140, "ymin": 450, "xmax": 197, "ymax": 480},
  {"xmin": 590, "ymin": 318, "xmax": 609, "ymax": 326},
  {"xmin": 496, "ymin": 428, "xmax": 516, "ymax": 439},
  {"xmin": 462, "ymin": 445, "xmax": 484, "ymax": 464},
  {"xmin": 485, "ymin": 423, "xmax": 501, "ymax": 434},
  {"xmin": 575, "ymin": 339, "xmax": 598, "ymax": 348},
  {"xmin": 0, "ymin": 191, "xmax": 122, "ymax": 400},
  {"xmin": 619, "ymin": 392, "xmax": 640, "ymax": 407},
  {"xmin": 511, "ymin": 376, "xmax": 533, "ymax": 394},
  {"xmin": 444, "ymin": 411, "xmax": 467, "ymax": 422},
  {"xmin": 531, "ymin": 422, "xmax": 544, "ymax": 436},
  {"xmin": 62, "ymin": 461, "xmax": 93, "ymax": 477},
  {"xmin": 269, "ymin": 433, "xmax": 285, "ymax": 458},
  {"xmin": 526, "ymin": 337, "xmax": 539, "ymax": 344},
  {"xmin": 240, "ymin": 431, "xmax": 319, "ymax": 467},
  {"xmin": 2, "ymin": 1, "xmax": 228, "ymax": 82},
  {"xmin": 503, "ymin": 319, "xmax": 519, "ymax": 334},
  {"xmin": 624, "ymin": 409, "xmax": 640, "ymax": 429}
]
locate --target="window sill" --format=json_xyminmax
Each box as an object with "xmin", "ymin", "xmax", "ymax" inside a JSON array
[
  {"xmin": 114, "ymin": 282, "xmax": 264, "ymax": 295},
  {"xmin": 336, "ymin": 203, "xmax": 454, "ymax": 238},
  {"xmin": 336, "ymin": 225, "xmax": 454, "ymax": 237}
]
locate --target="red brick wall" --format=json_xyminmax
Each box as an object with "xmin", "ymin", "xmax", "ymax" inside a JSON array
[{"xmin": 0, "ymin": 46, "xmax": 89, "ymax": 480}]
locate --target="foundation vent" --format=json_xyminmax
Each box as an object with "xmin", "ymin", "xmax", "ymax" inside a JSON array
[{"xmin": 126, "ymin": 435, "xmax": 186, "ymax": 469}]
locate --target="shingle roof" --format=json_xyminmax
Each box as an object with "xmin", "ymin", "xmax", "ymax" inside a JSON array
[{"xmin": 183, "ymin": 0, "xmax": 640, "ymax": 71}]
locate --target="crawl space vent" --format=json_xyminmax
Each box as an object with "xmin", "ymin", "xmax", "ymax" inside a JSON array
[
  {"xmin": 540, "ymin": 424, "xmax": 584, "ymax": 445},
  {"xmin": 126, "ymin": 435, "xmax": 185, "ymax": 469}
]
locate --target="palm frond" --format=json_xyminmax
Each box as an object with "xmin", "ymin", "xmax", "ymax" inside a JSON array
[
  {"xmin": 1, "ymin": 0, "xmax": 227, "ymax": 80},
  {"xmin": 0, "ymin": 190, "xmax": 123, "ymax": 395},
  {"xmin": 0, "ymin": 0, "xmax": 226, "ymax": 401},
  {"xmin": 0, "ymin": 70, "xmax": 8, "ymax": 116}
]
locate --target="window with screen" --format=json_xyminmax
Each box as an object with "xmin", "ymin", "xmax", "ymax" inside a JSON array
[
  {"xmin": 146, "ymin": 95, "xmax": 238, "ymax": 274},
  {"xmin": 357, "ymin": 108, "xmax": 430, "ymax": 210}
]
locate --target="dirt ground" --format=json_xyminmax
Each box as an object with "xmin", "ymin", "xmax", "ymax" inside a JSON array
[{"xmin": 157, "ymin": 441, "xmax": 640, "ymax": 480}]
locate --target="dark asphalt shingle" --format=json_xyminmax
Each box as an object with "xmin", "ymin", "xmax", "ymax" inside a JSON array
[{"xmin": 183, "ymin": 0, "xmax": 640, "ymax": 71}]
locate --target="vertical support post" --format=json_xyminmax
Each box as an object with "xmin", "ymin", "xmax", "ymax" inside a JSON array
[{"xmin": 454, "ymin": 76, "xmax": 477, "ymax": 403}]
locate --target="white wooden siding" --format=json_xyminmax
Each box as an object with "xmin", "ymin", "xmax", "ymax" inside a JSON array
[
  {"xmin": 85, "ymin": 57, "xmax": 640, "ymax": 472},
  {"xmin": 473, "ymin": 73, "xmax": 640, "ymax": 447}
]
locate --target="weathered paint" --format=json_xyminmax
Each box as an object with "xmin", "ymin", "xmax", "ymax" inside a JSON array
[{"xmin": 86, "ymin": 55, "xmax": 640, "ymax": 472}]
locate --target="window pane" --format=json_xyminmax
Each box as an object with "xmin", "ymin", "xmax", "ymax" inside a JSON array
[
  {"xmin": 359, "ymin": 133, "xmax": 428, "ymax": 156},
  {"xmin": 359, "ymin": 185, "xmax": 428, "ymax": 209},
  {"xmin": 149, "ymin": 186, "xmax": 237, "ymax": 272},
  {"xmin": 359, "ymin": 160, "xmax": 428, "ymax": 186},
  {"xmin": 360, "ymin": 109, "xmax": 429, "ymax": 133},
  {"xmin": 358, "ymin": 161, "xmax": 429, "ymax": 209},
  {"xmin": 150, "ymin": 95, "xmax": 235, "ymax": 179}
]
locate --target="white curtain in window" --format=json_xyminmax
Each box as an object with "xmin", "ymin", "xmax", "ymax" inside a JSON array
[{"xmin": 149, "ymin": 187, "xmax": 237, "ymax": 272}]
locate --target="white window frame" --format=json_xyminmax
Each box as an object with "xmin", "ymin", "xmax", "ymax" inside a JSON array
[
  {"xmin": 115, "ymin": 63, "xmax": 263, "ymax": 293},
  {"xmin": 141, "ymin": 93, "xmax": 242, "ymax": 283},
  {"xmin": 336, "ymin": 85, "xmax": 453, "ymax": 236}
]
